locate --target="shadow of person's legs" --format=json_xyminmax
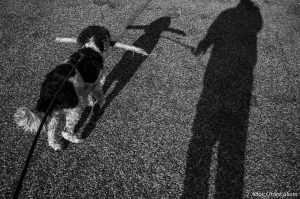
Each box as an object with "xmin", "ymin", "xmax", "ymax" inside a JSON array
[
  {"xmin": 181, "ymin": 99, "xmax": 219, "ymax": 198},
  {"xmin": 214, "ymin": 110, "xmax": 249, "ymax": 198}
]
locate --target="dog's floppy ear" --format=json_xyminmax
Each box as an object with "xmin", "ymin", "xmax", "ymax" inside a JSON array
[
  {"xmin": 96, "ymin": 28, "xmax": 112, "ymax": 52},
  {"xmin": 96, "ymin": 38, "xmax": 105, "ymax": 52}
]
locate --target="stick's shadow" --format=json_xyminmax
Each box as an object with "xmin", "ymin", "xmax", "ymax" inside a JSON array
[
  {"xmin": 74, "ymin": 16, "xmax": 186, "ymax": 139},
  {"xmin": 181, "ymin": 1, "xmax": 262, "ymax": 198}
]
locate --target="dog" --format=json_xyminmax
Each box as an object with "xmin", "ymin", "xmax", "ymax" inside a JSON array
[{"xmin": 14, "ymin": 26, "xmax": 116, "ymax": 150}]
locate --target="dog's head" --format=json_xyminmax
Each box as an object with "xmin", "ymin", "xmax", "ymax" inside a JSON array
[{"xmin": 77, "ymin": 25, "xmax": 115, "ymax": 52}]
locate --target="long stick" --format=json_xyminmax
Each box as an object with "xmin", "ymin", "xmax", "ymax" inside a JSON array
[
  {"xmin": 55, "ymin": 37, "xmax": 148, "ymax": 55},
  {"xmin": 55, "ymin": 37, "xmax": 77, "ymax": 43},
  {"xmin": 114, "ymin": 42, "xmax": 148, "ymax": 55}
]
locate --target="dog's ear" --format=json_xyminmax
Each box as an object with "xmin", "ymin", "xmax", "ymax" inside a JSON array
[
  {"xmin": 95, "ymin": 39, "xmax": 105, "ymax": 52},
  {"xmin": 96, "ymin": 30, "xmax": 112, "ymax": 52},
  {"xmin": 94, "ymin": 27, "xmax": 111, "ymax": 52}
]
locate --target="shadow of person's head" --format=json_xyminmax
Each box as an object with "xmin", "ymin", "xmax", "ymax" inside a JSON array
[
  {"xmin": 144, "ymin": 16, "xmax": 171, "ymax": 34},
  {"xmin": 192, "ymin": 0, "xmax": 262, "ymax": 56},
  {"xmin": 127, "ymin": 16, "xmax": 186, "ymax": 38},
  {"xmin": 238, "ymin": 0, "xmax": 255, "ymax": 7}
]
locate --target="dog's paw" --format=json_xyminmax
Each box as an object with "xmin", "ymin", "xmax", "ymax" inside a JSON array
[
  {"xmin": 62, "ymin": 131, "xmax": 84, "ymax": 143},
  {"xmin": 49, "ymin": 142, "xmax": 62, "ymax": 151}
]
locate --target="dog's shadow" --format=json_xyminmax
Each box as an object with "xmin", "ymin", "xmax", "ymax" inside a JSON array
[{"xmin": 73, "ymin": 16, "xmax": 186, "ymax": 140}]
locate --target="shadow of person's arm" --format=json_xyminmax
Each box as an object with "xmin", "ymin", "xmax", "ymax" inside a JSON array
[
  {"xmin": 192, "ymin": 38, "xmax": 211, "ymax": 56},
  {"xmin": 192, "ymin": 17, "xmax": 220, "ymax": 56},
  {"xmin": 166, "ymin": 28, "xmax": 186, "ymax": 36}
]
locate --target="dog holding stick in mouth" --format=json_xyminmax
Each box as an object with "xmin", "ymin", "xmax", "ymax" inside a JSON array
[{"xmin": 14, "ymin": 25, "xmax": 147, "ymax": 150}]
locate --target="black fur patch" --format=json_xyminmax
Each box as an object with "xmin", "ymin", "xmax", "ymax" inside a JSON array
[
  {"xmin": 35, "ymin": 48, "xmax": 103, "ymax": 112},
  {"xmin": 35, "ymin": 63, "xmax": 79, "ymax": 112},
  {"xmin": 69, "ymin": 48, "xmax": 104, "ymax": 83}
]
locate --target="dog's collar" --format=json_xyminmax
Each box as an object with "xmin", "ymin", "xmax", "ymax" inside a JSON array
[
  {"xmin": 65, "ymin": 43, "xmax": 105, "ymax": 67},
  {"xmin": 79, "ymin": 47, "xmax": 104, "ymax": 65},
  {"xmin": 82, "ymin": 42, "xmax": 100, "ymax": 53},
  {"xmin": 81, "ymin": 46, "xmax": 104, "ymax": 60}
]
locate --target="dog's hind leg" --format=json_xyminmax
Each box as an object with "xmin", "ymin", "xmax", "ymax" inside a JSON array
[
  {"xmin": 46, "ymin": 112, "xmax": 62, "ymax": 150},
  {"xmin": 62, "ymin": 107, "xmax": 84, "ymax": 143}
]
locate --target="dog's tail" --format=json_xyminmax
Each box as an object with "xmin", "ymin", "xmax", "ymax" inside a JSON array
[{"xmin": 14, "ymin": 107, "xmax": 46, "ymax": 133}]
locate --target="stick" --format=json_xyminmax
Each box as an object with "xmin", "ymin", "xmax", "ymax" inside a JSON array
[
  {"xmin": 55, "ymin": 37, "xmax": 148, "ymax": 56},
  {"xmin": 114, "ymin": 42, "xmax": 148, "ymax": 56},
  {"xmin": 55, "ymin": 37, "xmax": 77, "ymax": 43}
]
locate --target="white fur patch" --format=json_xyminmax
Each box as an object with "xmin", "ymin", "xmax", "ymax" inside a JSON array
[
  {"xmin": 68, "ymin": 69, "xmax": 83, "ymax": 88},
  {"xmin": 100, "ymin": 76, "xmax": 106, "ymax": 86},
  {"xmin": 84, "ymin": 37, "xmax": 101, "ymax": 53},
  {"xmin": 14, "ymin": 107, "xmax": 45, "ymax": 133},
  {"xmin": 64, "ymin": 108, "xmax": 81, "ymax": 131},
  {"xmin": 46, "ymin": 114, "xmax": 62, "ymax": 150},
  {"xmin": 62, "ymin": 131, "xmax": 83, "ymax": 143},
  {"xmin": 62, "ymin": 108, "xmax": 83, "ymax": 143}
]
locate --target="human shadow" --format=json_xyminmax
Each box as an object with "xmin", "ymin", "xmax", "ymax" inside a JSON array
[
  {"xmin": 181, "ymin": 1, "xmax": 262, "ymax": 198},
  {"xmin": 80, "ymin": 16, "xmax": 186, "ymax": 139}
]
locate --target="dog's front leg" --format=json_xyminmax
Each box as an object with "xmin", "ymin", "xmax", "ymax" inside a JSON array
[
  {"xmin": 47, "ymin": 113, "xmax": 62, "ymax": 150},
  {"xmin": 62, "ymin": 107, "xmax": 84, "ymax": 143}
]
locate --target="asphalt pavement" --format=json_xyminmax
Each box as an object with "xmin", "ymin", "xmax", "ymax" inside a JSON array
[{"xmin": 1, "ymin": 0, "xmax": 299, "ymax": 198}]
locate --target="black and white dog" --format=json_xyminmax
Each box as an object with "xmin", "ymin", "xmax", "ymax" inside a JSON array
[{"xmin": 14, "ymin": 25, "xmax": 147, "ymax": 150}]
